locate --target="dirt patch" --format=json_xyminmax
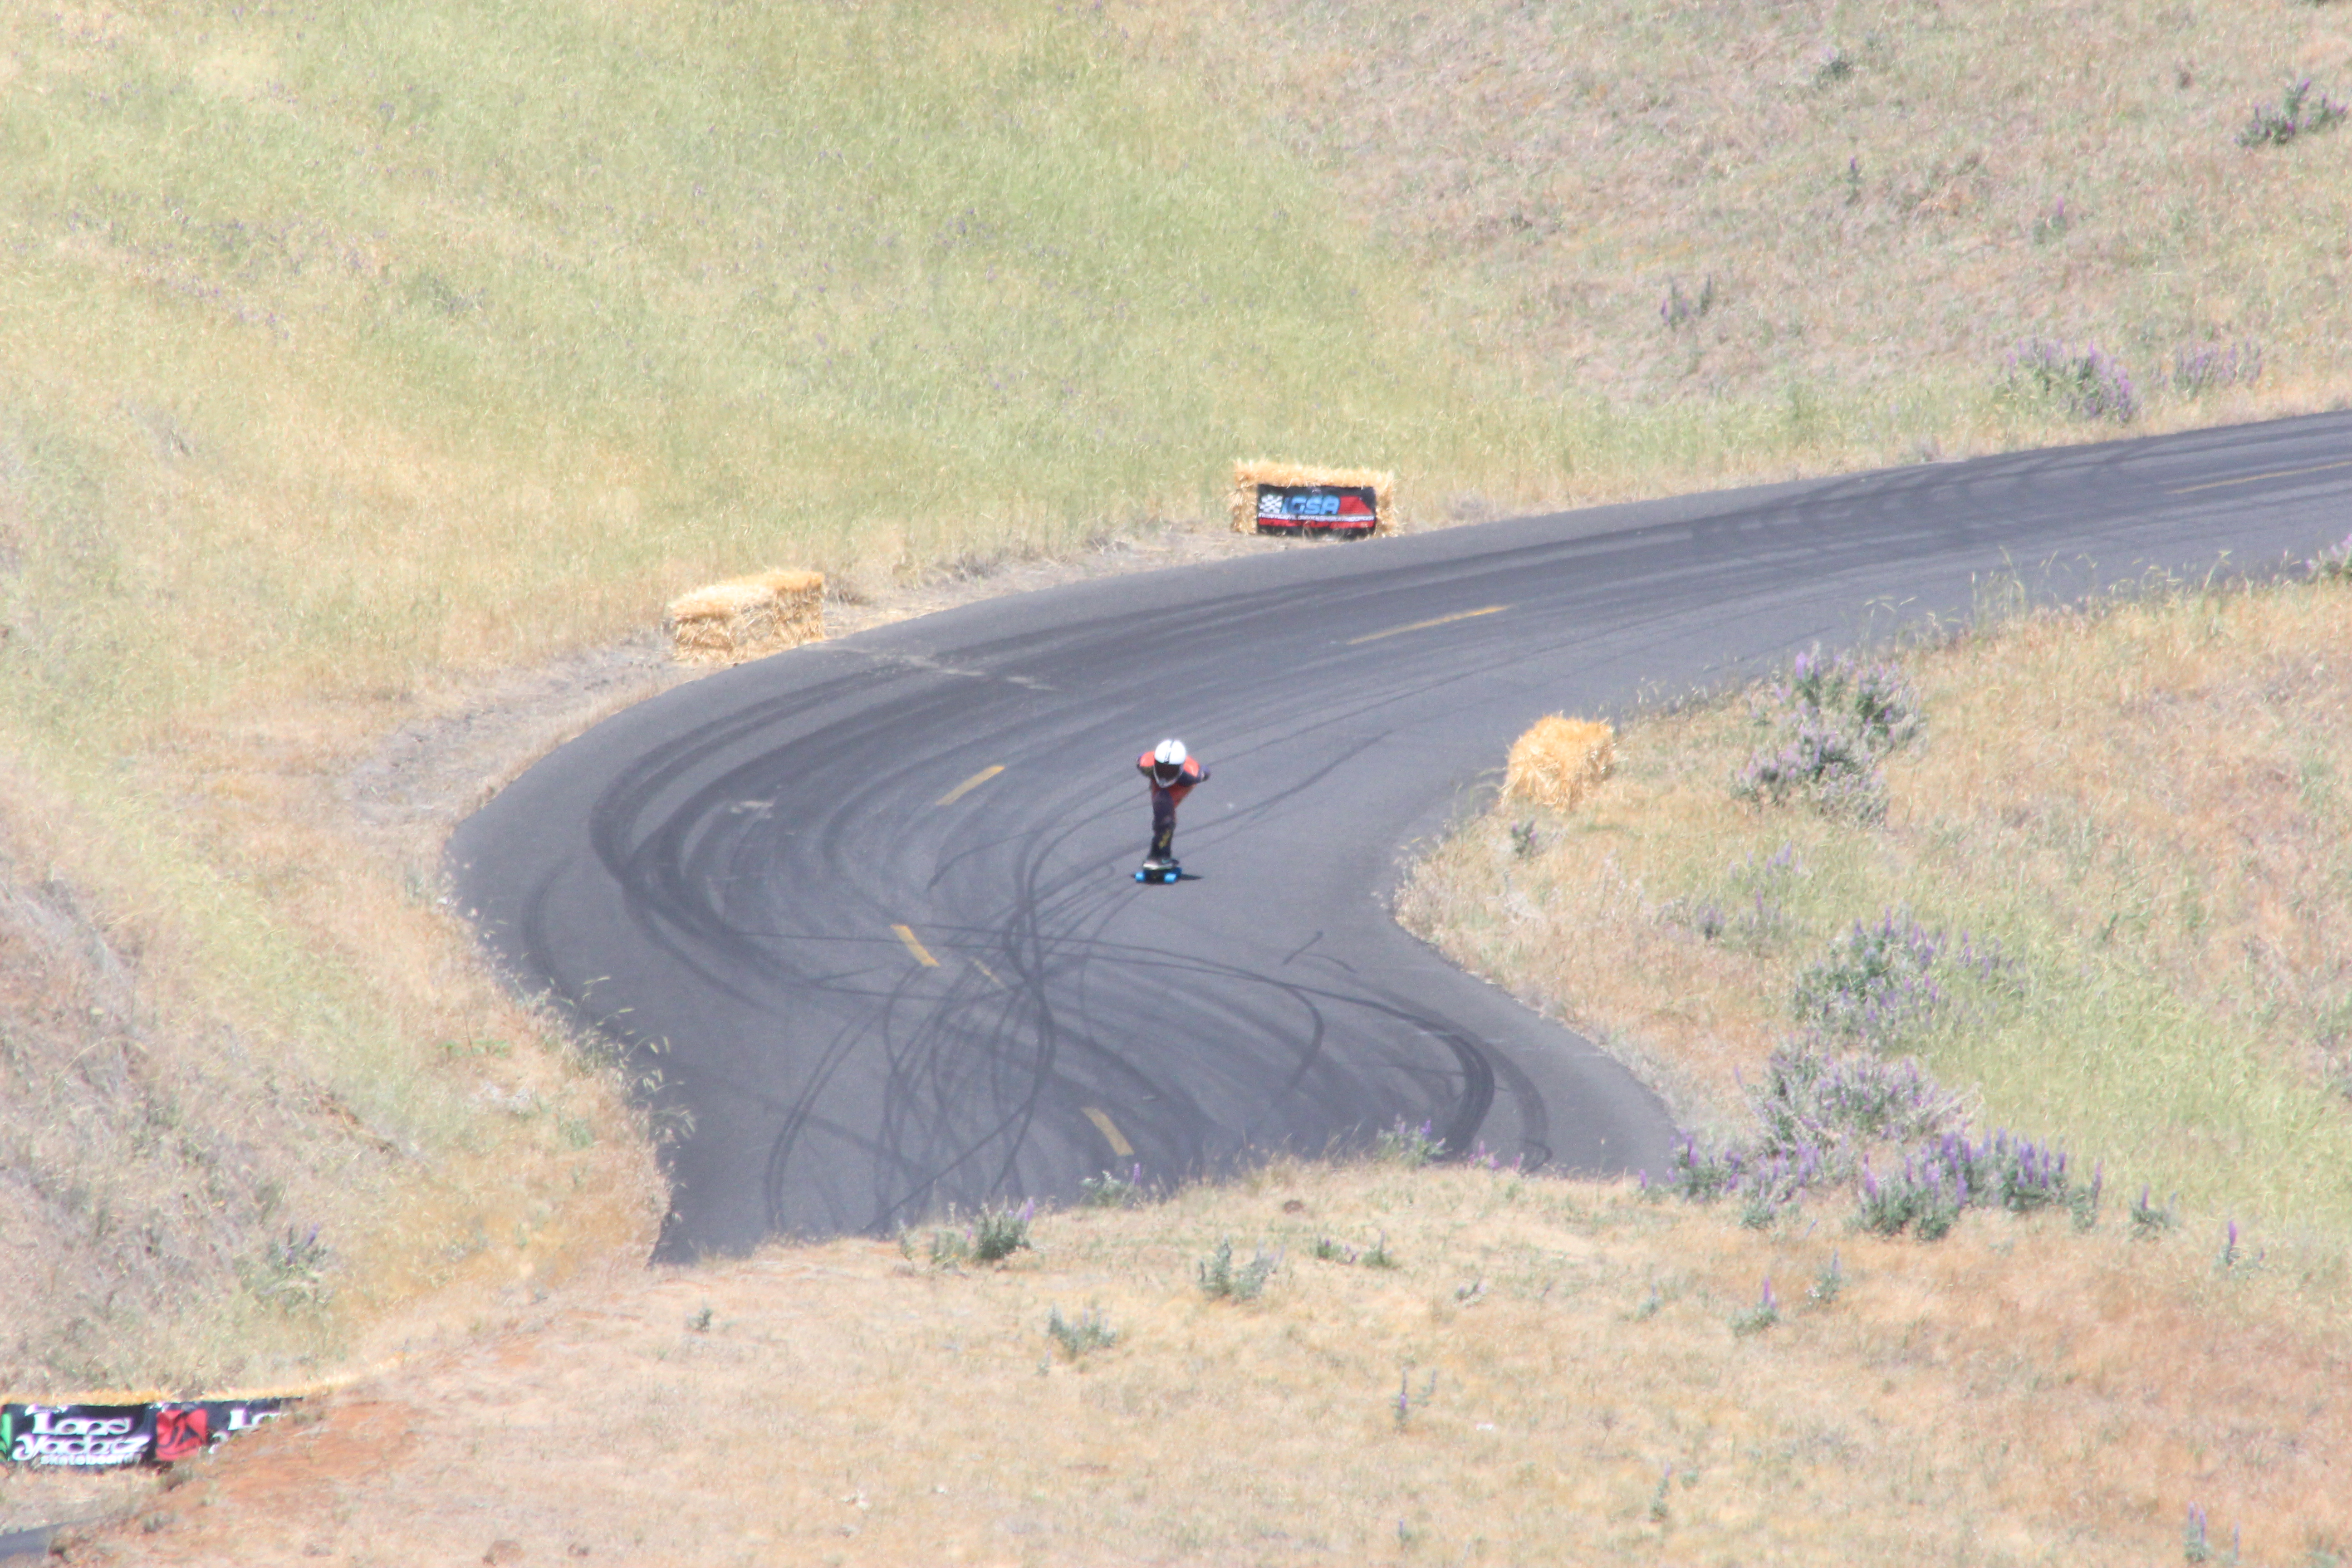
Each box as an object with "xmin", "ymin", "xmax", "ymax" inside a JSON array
[
  {"xmin": 0, "ymin": 1466, "xmax": 149, "ymax": 1543},
  {"xmin": 54, "ymin": 1164, "xmax": 2352, "ymax": 1565}
]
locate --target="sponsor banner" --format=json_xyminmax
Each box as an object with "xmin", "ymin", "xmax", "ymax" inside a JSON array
[
  {"xmin": 2, "ymin": 1405, "xmax": 149, "ymax": 1469},
  {"xmin": 4, "ymin": 1399, "xmax": 290, "ymax": 1468},
  {"xmin": 1253, "ymin": 484, "xmax": 1379, "ymax": 537}
]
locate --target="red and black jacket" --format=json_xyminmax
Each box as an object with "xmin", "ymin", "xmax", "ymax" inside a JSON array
[{"xmin": 1137, "ymin": 752, "xmax": 1209, "ymax": 806}]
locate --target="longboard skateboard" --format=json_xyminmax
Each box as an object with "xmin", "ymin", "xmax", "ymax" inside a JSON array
[{"xmin": 1134, "ymin": 863, "xmax": 1186, "ymax": 885}]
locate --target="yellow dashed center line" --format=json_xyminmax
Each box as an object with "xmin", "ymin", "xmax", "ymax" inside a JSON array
[
  {"xmin": 1346, "ymin": 604, "xmax": 1508, "ymax": 646},
  {"xmin": 2166, "ymin": 456, "xmax": 2352, "ymax": 495},
  {"xmin": 892, "ymin": 924, "xmax": 940, "ymax": 967},
  {"xmin": 935, "ymin": 764, "xmax": 1005, "ymax": 807},
  {"xmin": 970, "ymin": 958, "xmax": 1006, "ymax": 989},
  {"xmin": 1082, "ymin": 1107, "xmax": 1134, "ymax": 1157}
]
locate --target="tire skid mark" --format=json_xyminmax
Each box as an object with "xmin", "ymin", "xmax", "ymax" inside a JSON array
[{"xmin": 453, "ymin": 411, "xmax": 2352, "ymax": 1255}]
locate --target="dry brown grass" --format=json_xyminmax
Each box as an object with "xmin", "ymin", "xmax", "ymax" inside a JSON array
[
  {"xmin": 1146, "ymin": 0, "xmax": 2352, "ymax": 421},
  {"xmin": 664, "ymin": 570, "xmax": 826, "ymax": 665},
  {"xmin": 1400, "ymin": 571, "xmax": 2352, "ymax": 1235},
  {"xmin": 0, "ymin": 776, "xmax": 312, "ymax": 1393},
  {"xmin": 52, "ymin": 1162, "xmax": 2352, "ymax": 1565},
  {"xmin": 0, "ymin": 740, "xmax": 663, "ymax": 1398},
  {"xmin": 1503, "ymin": 716, "xmax": 1617, "ymax": 813}
]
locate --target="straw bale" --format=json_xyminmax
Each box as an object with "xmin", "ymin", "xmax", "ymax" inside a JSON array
[
  {"xmin": 1229, "ymin": 460, "xmax": 1397, "ymax": 533},
  {"xmin": 1503, "ymin": 715, "xmax": 1616, "ymax": 812},
  {"xmin": 664, "ymin": 569, "xmax": 825, "ymax": 665}
]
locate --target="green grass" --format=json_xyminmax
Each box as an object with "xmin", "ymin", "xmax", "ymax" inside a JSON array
[
  {"xmin": 2, "ymin": 0, "xmax": 2167, "ymax": 757},
  {"xmin": 1402, "ymin": 573, "xmax": 2352, "ymax": 1240},
  {"xmin": 10, "ymin": 0, "xmax": 1459, "ymax": 730},
  {"xmin": 1679, "ymin": 811, "xmax": 2352, "ymax": 1233}
]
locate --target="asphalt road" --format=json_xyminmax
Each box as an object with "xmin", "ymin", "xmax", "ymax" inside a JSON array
[{"xmin": 450, "ymin": 412, "xmax": 2352, "ymax": 1260}]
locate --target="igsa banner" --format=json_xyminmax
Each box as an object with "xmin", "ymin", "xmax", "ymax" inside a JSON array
[
  {"xmin": 1253, "ymin": 485, "xmax": 1379, "ymax": 536},
  {"xmin": 4, "ymin": 1399, "xmax": 291, "ymax": 1468}
]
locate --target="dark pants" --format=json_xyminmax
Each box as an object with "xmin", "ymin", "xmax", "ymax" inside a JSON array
[{"xmin": 1148, "ymin": 794, "xmax": 1178, "ymax": 863}]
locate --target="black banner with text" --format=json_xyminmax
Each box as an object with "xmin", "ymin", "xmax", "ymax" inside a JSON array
[
  {"xmin": 1253, "ymin": 484, "xmax": 1380, "ymax": 536},
  {"xmin": 4, "ymin": 1399, "xmax": 291, "ymax": 1467}
]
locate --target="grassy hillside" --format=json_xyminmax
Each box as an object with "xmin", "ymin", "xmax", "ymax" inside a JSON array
[
  {"xmin": 1401, "ymin": 566, "xmax": 2352, "ymax": 1241},
  {"xmin": 1, "ymin": 0, "xmax": 2349, "ymax": 1393},
  {"xmin": 0, "ymin": 0, "xmax": 1437, "ymax": 735},
  {"xmin": 1166, "ymin": 0, "xmax": 2352, "ymax": 418}
]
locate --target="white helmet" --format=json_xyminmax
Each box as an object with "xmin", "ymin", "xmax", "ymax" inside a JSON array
[{"xmin": 1153, "ymin": 739, "xmax": 1187, "ymax": 769}]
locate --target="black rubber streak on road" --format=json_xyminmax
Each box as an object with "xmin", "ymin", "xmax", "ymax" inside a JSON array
[{"xmin": 449, "ymin": 413, "xmax": 2352, "ymax": 1260}]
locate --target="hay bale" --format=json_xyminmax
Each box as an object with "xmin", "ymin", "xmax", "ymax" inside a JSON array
[
  {"xmin": 664, "ymin": 569, "xmax": 825, "ymax": 665},
  {"xmin": 1229, "ymin": 460, "xmax": 1397, "ymax": 534},
  {"xmin": 1503, "ymin": 715, "xmax": 1616, "ymax": 812}
]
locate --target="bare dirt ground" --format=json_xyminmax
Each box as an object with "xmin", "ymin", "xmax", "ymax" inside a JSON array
[{"xmin": 41, "ymin": 1163, "xmax": 2352, "ymax": 1568}]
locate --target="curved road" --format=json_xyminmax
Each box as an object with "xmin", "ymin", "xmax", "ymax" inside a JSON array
[{"xmin": 450, "ymin": 413, "xmax": 2352, "ymax": 1260}]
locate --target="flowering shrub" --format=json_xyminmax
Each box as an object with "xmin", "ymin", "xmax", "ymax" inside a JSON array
[
  {"xmin": 1747, "ymin": 1046, "xmax": 1964, "ymax": 1153},
  {"xmin": 1736, "ymin": 714, "xmax": 1876, "ymax": 812},
  {"xmin": 2170, "ymin": 339, "xmax": 2264, "ymax": 395},
  {"xmin": 1857, "ymin": 1130, "xmax": 2099, "ymax": 1239},
  {"xmin": 1197, "ymin": 1238, "xmax": 1278, "ymax": 1301},
  {"xmin": 1791, "ymin": 912, "xmax": 1945, "ymax": 1043},
  {"xmin": 1658, "ymin": 1130, "xmax": 1828, "ymax": 1207},
  {"xmin": 1733, "ymin": 648, "xmax": 1923, "ymax": 820},
  {"xmin": 1373, "ymin": 1117, "xmax": 1445, "ymax": 1167},
  {"xmin": 1046, "ymin": 1303, "xmax": 1118, "ymax": 1357},
  {"xmin": 1790, "ymin": 911, "xmax": 2010, "ymax": 1051},
  {"xmin": 1652, "ymin": 1045, "xmax": 1965, "ymax": 1221},
  {"xmin": 1855, "ymin": 1153, "xmax": 1965, "ymax": 1239},
  {"xmin": 1787, "ymin": 650, "xmax": 1920, "ymax": 750},
  {"xmin": 2239, "ymin": 79, "xmax": 2347, "ymax": 148},
  {"xmin": 1730, "ymin": 1278, "xmax": 1779, "ymax": 1335},
  {"xmin": 1648, "ymin": 1038, "xmax": 2092, "ymax": 1241},
  {"xmin": 2002, "ymin": 339, "xmax": 2139, "ymax": 423},
  {"xmin": 1079, "ymin": 1165, "xmax": 1142, "ymax": 1208},
  {"xmin": 2309, "ymin": 534, "xmax": 2352, "ymax": 583}
]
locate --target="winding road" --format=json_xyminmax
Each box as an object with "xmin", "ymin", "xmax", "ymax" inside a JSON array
[{"xmin": 450, "ymin": 412, "xmax": 2352, "ymax": 1260}]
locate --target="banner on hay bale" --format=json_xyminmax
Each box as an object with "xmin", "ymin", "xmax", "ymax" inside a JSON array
[
  {"xmin": 1254, "ymin": 484, "xmax": 1378, "ymax": 536},
  {"xmin": 1229, "ymin": 462, "xmax": 1394, "ymax": 539},
  {"xmin": 4, "ymin": 1399, "xmax": 291, "ymax": 1468}
]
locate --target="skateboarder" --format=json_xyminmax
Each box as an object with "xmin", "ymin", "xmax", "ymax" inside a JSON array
[{"xmin": 1137, "ymin": 739, "xmax": 1208, "ymax": 873}]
